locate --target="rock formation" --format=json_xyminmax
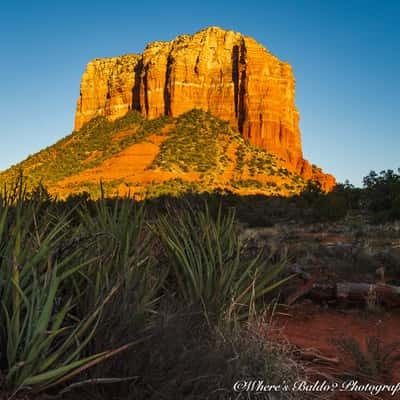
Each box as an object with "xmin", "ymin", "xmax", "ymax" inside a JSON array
[{"xmin": 75, "ymin": 27, "xmax": 335, "ymax": 190}]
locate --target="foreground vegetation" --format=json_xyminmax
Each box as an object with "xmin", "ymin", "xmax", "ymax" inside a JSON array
[
  {"xmin": 0, "ymin": 179, "xmax": 308, "ymax": 400},
  {"xmin": 1, "ymin": 167, "xmax": 399, "ymax": 399}
]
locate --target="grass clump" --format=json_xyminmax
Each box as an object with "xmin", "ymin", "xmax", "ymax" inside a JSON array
[{"xmin": 112, "ymin": 305, "xmax": 305, "ymax": 400}]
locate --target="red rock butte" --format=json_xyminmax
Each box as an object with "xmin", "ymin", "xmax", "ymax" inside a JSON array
[{"xmin": 75, "ymin": 26, "xmax": 335, "ymax": 190}]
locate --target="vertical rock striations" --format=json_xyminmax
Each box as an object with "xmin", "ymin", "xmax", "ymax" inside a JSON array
[
  {"xmin": 75, "ymin": 54, "xmax": 142, "ymax": 129},
  {"xmin": 74, "ymin": 27, "xmax": 335, "ymax": 190}
]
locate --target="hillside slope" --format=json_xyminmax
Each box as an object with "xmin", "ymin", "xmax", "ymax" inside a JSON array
[{"xmin": 0, "ymin": 110, "xmax": 318, "ymax": 199}]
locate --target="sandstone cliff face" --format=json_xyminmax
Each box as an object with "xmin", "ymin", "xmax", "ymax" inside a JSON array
[
  {"xmin": 75, "ymin": 54, "xmax": 141, "ymax": 129},
  {"xmin": 75, "ymin": 27, "xmax": 335, "ymax": 190}
]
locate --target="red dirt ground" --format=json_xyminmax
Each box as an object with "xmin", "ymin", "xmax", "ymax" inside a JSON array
[{"xmin": 272, "ymin": 304, "xmax": 400, "ymax": 400}]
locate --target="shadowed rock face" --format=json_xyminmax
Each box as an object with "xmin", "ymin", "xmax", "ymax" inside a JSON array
[{"xmin": 75, "ymin": 27, "xmax": 335, "ymax": 190}]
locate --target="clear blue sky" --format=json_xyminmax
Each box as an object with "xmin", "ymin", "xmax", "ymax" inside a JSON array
[{"xmin": 1, "ymin": 0, "xmax": 398, "ymax": 186}]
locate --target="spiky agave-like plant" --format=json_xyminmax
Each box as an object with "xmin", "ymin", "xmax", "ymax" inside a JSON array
[
  {"xmin": 0, "ymin": 194, "xmax": 137, "ymax": 394},
  {"xmin": 77, "ymin": 197, "xmax": 164, "ymax": 349},
  {"xmin": 156, "ymin": 202, "xmax": 291, "ymax": 322}
]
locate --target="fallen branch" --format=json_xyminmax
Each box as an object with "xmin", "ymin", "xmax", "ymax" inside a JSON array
[
  {"xmin": 293, "ymin": 346, "xmax": 340, "ymax": 365},
  {"xmin": 294, "ymin": 281, "xmax": 400, "ymax": 307},
  {"xmin": 336, "ymin": 282, "xmax": 400, "ymax": 307}
]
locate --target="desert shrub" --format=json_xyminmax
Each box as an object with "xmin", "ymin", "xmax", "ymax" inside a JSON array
[
  {"xmin": 335, "ymin": 336, "xmax": 400, "ymax": 383},
  {"xmin": 333, "ymin": 181, "xmax": 362, "ymax": 210},
  {"xmin": 296, "ymin": 181, "xmax": 324, "ymax": 208},
  {"xmin": 363, "ymin": 169, "xmax": 400, "ymax": 222},
  {"xmin": 295, "ymin": 181, "xmax": 360, "ymax": 222},
  {"xmin": 231, "ymin": 179, "xmax": 263, "ymax": 189},
  {"xmin": 76, "ymin": 298, "xmax": 305, "ymax": 400},
  {"xmin": 313, "ymin": 192, "xmax": 348, "ymax": 221},
  {"xmin": 144, "ymin": 179, "xmax": 204, "ymax": 198}
]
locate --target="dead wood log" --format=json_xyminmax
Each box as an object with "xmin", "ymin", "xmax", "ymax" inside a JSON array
[
  {"xmin": 287, "ymin": 277, "xmax": 400, "ymax": 307},
  {"xmin": 299, "ymin": 350, "xmax": 340, "ymax": 365},
  {"xmin": 336, "ymin": 282, "xmax": 400, "ymax": 307},
  {"xmin": 287, "ymin": 263, "xmax": 400, "ymax": 307},
  {"xmin": 292, "ymin": 345, "xmax": 340, "ymax": 365}
]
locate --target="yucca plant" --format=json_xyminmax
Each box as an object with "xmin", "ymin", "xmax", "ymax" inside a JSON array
[
  {"xmin": 2, "ymin": 264, "xmax": 124, "ymax": 392},
  {"xmin": 0, "ymin": 197, "xmax": 133, "ymax": 394},
  {"xmin": 156, "ymin": 203, "xmax": 290, "ymax": 322},
  {"xmin": 77, "ymin": 197, "xmax": 163, "ymax": 348},
  {"xmin": 0, "ymin": 171, "xmax": 27, "ymax": 206}
]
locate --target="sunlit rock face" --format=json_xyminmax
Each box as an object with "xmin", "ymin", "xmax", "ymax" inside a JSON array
[{"xmin": 75, "ymin": 27, "xmax": 335, "ymax": 190}]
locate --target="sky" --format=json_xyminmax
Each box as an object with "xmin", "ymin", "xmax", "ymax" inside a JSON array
[{"xmin": 0, "ymin": 0, "xmax": 399, "ymax": 186}]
